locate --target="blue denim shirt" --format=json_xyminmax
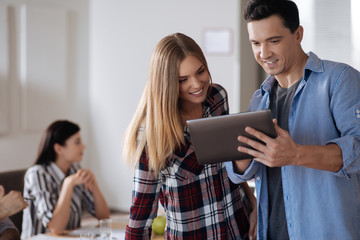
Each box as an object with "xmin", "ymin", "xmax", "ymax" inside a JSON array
[{"xmin": 226, "ymin": 52, "xmax": 360, "ymax": 240}]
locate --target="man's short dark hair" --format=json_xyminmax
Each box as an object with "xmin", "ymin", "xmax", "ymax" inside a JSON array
[{"xmin": 244, "ymin": 0, "xmax": 300, "ymax": 33}]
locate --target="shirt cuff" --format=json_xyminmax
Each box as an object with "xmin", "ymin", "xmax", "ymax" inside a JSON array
[
  {"xmin": 225, "ymin": 160, "xmax": 257, "ymax": 183},
  {"xmin": 326, "ymin": 138, "xmax": 360, "ymax": 178}
]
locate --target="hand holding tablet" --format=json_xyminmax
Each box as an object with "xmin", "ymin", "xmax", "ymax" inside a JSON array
[{"xmin": 187, "ymin": 109, "xmax": 276, "ymax": 165}]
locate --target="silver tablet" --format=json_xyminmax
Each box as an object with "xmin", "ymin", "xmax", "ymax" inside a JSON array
[{"xmin": 187, "ymin": 109, "xmax": 276, "ymax": 165}]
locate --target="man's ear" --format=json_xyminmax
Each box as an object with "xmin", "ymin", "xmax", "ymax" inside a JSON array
[
  {"xmin": 53, "ymin": 143, "xmax": 62, "ymax": 155},
  {"xmin": 295, "ymin": 25, "xmax": 304, "ymax": 43}
]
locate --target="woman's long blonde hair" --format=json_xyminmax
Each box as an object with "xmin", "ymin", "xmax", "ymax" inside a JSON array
[{"xmin": 122, "ymin": 33, "xmax": 211, "ymax": 173}]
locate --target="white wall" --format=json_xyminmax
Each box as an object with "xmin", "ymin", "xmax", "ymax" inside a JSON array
[
  {"xmin": 0, "ymin": 0, "xmax": 89, "ymax": 172},
  {"xmin": 88, "ymin": 0, "xmax": 242, "ymax": 211},
  {"xmin": 295, "ymin": 0, "xmax": 360, "ymax": 69}
]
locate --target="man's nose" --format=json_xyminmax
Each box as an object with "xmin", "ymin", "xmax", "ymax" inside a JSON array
[{"xmin": 260, "ymin": 44, "xmax": 271, "ymax": 59}]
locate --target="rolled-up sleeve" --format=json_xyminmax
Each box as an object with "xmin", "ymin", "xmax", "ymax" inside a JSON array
[
  {"xmin": 327, "ymin": 66, "xmax": 360, "ymax": 177},
  {"xmin": 225, "ymin": 160, "xmax": 260, "ymax": 183}
]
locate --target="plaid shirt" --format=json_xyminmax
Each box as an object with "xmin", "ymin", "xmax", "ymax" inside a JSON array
[{"xmin": 126, "ymin": 84, "xmax": 251, "ymax": 240}]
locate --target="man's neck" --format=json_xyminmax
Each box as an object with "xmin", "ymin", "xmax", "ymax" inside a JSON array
[{"xmin": 275, "ymin": 51, "xmax": 308, "ymax": 88}]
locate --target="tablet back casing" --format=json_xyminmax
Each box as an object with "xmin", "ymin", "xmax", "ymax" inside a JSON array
[{"xmin": 187, "ymin": 109, "xmax": 276, "ymax": 165}]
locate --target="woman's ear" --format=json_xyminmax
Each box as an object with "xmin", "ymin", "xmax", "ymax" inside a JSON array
[{"xmin": 53, "ymin": 143, "xmax": 62, "ymax": 155}]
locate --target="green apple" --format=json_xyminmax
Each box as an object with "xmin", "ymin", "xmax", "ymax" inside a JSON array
[{"xmin": 152, "ymin": 216, "xmax": 166, "ymax": 235}]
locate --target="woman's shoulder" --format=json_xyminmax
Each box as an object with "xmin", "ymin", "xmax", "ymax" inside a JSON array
[
  {"xmin": 206, "ymin": 83, "xmax": 228, "ymax": 103},
  {"xmin": 210, "ymin": 83, "xmax": 227, "ymax": 95},
  {"xmin": 24, "ymin": 164, "xmax": 49, "ymax": 181},
  {"xmin": 203, "ymin": 83, "xmax": 229, "ymax": 116},
  {"xmin": 26, "ymin": 164, "xmax": 46, "ymax": 174}
]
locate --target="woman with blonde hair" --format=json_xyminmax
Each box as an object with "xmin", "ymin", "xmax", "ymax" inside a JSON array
[{"xmin": 123, "ymin": 33, "xmax": 257, "ymax": 239}]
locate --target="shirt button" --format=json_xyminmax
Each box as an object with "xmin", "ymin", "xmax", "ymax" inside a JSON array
[{"xmin": 256, "ymin": 176, "xmax": 261, "ymax": 181}]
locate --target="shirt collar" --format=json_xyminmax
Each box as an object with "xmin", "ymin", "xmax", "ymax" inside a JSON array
[
  {"xmin": 260, "ymin": 76, "xmax": 277, "ymax": 95},
  {"xmin": 49, "ymin": 162, "xmax": 78, "ymax": 182},
  {"xmin": 304, "ymin": 51, "xmax": 324, "ymax": 73},
  {"xmin": 260, "ymin": 51, "xmax": 324, "ymax": 95},
  {"xmin": 49, "ymin": 162, "xmax": 66, "ymax": 182}
]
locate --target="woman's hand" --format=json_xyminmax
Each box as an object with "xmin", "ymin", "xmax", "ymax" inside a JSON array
[
  {"xmin": 48, "ymin": 169, "xmax": 100, "ymax": 234},
  {"xmin": 248, "ymin": 201, "xmax": 257, "ymax": 240},
  {"xmin": 241, "ymin": 182, "xmax": 257, "ymax": 240},
  {"xmin": 65, "ymin": 169, "xmax": 98, "ymax": 192}
]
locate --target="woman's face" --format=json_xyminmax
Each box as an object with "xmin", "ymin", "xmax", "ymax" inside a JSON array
[
  {"xmin": 56, "ymin": 132, "xmax": 86, "ymax": 163},
  {"xmin": 178, "ymin": 55, "xmax": 210, "ymax": 108}
]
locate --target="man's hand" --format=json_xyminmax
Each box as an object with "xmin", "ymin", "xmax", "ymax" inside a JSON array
[
  {"xmin": 237, "ymin": 119, "xmax": 343, "ymax": 172},
  {"xmin": 0, "ymin": 185, "xmax": 28, "ymax": 220},
  {"xmin": 237, "ymin": 119, "xmax": 300, "ymax": 167}
]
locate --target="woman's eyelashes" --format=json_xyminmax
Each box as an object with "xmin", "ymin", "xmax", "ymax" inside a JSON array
[
  {"xmin": 179, "ymin": 78, "xmax": 187, "ymax": 83},
  {"xmin": 197, "ymin": 66, "xmax": 205, "ymax": 75},
  {"xmin": 178, "ymin": 65, "xmax": 205, "ymax": 83}
]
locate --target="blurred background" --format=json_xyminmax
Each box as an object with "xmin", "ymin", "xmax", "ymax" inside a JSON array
[{"xmin": 1, "ymin": 0, "xmax": 359, "ymax": 212}]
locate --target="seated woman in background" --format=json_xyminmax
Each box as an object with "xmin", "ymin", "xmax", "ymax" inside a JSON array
[
  {"xmin": 123, "ymin": 33, "xmax": 257, "ymax": 239},
  {"xmin": 21, "ymin": 120, "xmax": 110, "ymax": 238}
]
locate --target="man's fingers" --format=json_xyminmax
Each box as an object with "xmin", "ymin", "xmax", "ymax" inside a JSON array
[
  {"xmin": 273, "ymin": 118, "xmax": 288, "ymax": 137},
  {"xmin": 237, "ymin": 145, "xmax": 267, "ymax": 161},
  {"xmin": 0, "ymin": 185, "xmax": 4, "ymax": 198},
  {"xmin": 245, "ymin": 126, "xmax": 274, "ymax": 143},
  {"xmin": 238, "ymin": 135, "xmax": 268, "ymax": 154}
]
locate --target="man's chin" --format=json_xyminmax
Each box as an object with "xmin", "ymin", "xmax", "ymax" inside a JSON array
[{"xmin": 264, "ymin": 68, "xmax": 281, "ymax": 76}]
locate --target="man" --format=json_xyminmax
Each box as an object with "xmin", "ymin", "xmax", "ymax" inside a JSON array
[
  {"xmin": 0, "ymin": 185, "xmax": 28, "ymax": 240},
  {"xmin": 225, "ymin": 0, "xmax": 360, "ymax": 239}
]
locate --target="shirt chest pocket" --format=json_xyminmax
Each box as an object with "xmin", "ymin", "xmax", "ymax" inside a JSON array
[{"xmin": 165, "ymin": 145, "xmax": 204, "ymax": 183}]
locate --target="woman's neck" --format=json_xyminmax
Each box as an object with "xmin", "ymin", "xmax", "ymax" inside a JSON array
[
  {"xmin": 55, "ymin": 159, "xmax": 72, "ymax": 175},
  {"xmin": 180, "ymin": 103, "xmax": 203, "ymax": 125}
]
